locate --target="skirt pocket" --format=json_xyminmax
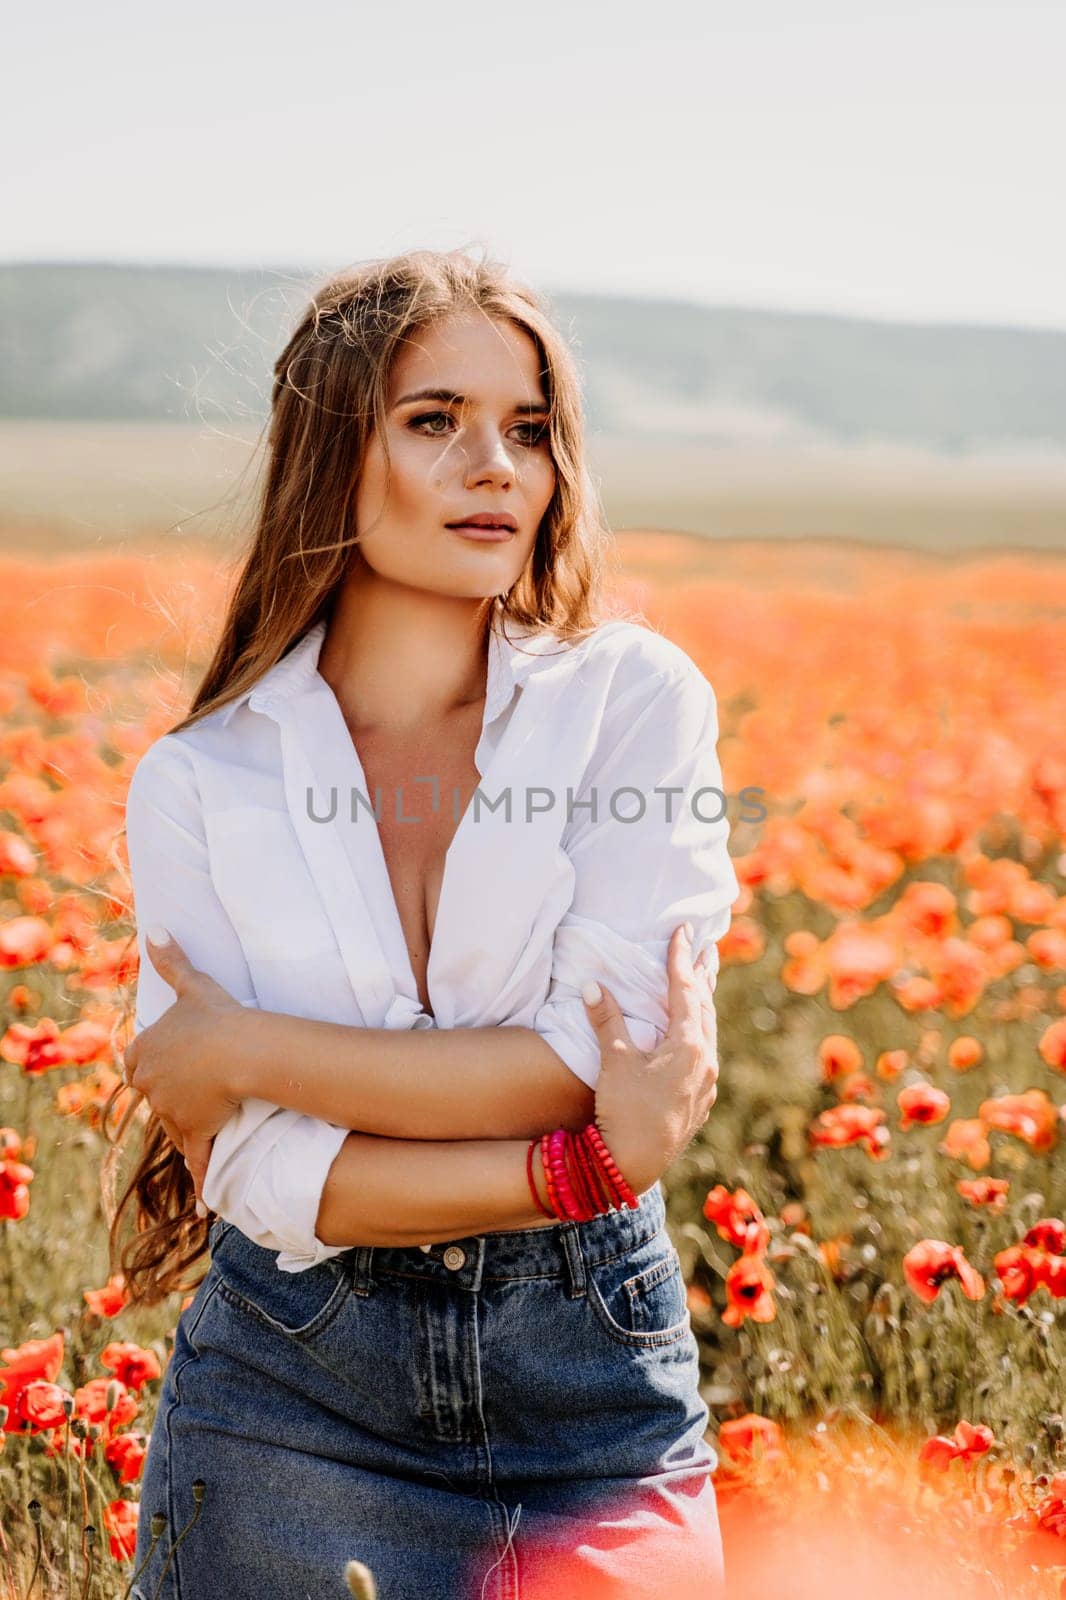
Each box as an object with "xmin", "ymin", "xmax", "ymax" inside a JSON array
[
  {"xmin": 584, "ymin": 1229, "xmax": 692, "ymax": 1350},
  {"xmin": 210, "ymin": 1221, "xmax": 351, "ymax": 1342}
]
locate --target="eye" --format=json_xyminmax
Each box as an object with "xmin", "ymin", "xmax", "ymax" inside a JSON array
[
  {"xmin": 407, "ymin": 411, "xmax": 550, "ymax": 446},
  {"xmin": 408, "ymin": 410, "xmax": 454, "ymax": 436},
  {"xmin": 515, "ymin": 421, "xmax": 551, "ymax": 446}
]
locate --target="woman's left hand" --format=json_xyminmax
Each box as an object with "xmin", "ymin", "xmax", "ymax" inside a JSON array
[{"xmin": 122, "ymin": 929, "xmax": 246, "ymax": 1203}]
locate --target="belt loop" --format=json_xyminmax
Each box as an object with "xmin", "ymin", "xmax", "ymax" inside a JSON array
[
  {"xmin": 350, "ymin": 1245, "xmax": 376, "ymax": 1297},
  {"xmin": 559, "ymin": 1223, "xmax": 587, "ymax": 1299}
]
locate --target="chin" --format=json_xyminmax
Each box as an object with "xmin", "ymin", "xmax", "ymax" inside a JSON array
[
  {"xmin": 398, "ymin": 570, "xmax": 519, "ymax": 602},
  {"xmin": 442, "ymin": 557, "xmax": 529, "ymax": 597}
]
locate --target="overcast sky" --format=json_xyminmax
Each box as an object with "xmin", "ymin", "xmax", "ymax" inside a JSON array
[{"xmin": 7, "ymin": 0, "xmax": 1064, "ymax": 329}]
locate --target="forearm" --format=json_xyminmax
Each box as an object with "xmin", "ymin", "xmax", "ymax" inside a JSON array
[
  {"xmin": 230, "ymin": 1009, "xmax": 595, "ymax": 1141},
  {"xmin": 314, "ymin": 1129, "xmax": 558, "ymax": 1248}
]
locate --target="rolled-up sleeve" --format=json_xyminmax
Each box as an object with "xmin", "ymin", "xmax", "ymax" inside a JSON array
[
  {"xmin": 532, "ymin": 661, "xmax": 739, "ymax": 1090},
  {"xmin": 124, "ymin": 739, "xmax": 350, "ymax": 1272}
]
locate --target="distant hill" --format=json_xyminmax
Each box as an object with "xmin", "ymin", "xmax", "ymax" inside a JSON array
[{"xmin": 1, "ymin": 261, "xmax": 1065, "ymax": 452}]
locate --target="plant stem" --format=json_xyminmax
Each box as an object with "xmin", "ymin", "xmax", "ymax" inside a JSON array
[{"xmin": 64, "ymin": 1421, "xmax": 73, "ymax": 1600}]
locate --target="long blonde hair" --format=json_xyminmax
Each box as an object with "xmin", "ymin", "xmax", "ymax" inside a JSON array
[{"xmin": 108, "ymin": 246, "xmax": 617, "ymax": 1304}]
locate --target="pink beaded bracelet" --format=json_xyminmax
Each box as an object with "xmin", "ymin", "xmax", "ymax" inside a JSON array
[{"xmin": 526, "ymin": 1123, "xmax": 639, "ymax": 1223}]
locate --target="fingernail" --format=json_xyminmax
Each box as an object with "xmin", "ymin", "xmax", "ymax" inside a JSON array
[
  {"xmin": 146, "ymin": 924, "xmax": 172, "ymax": 946},
  {"xmin": 682, "ymin": 921, "xmax": 693, "ymax": 942},
  {"xmin": 581, "ymin": 980, "xmax": 602, "ymax": 1006}
]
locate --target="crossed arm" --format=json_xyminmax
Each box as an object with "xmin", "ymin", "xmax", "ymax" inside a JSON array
[
  {"xmin": 129, "ymin": 900, "xmax": 599, "ymax": 1257},
  {"xmin": 128, "ymin": 925, "xmax": 721, "ymax": 1253},
  {"xmin": 135, "ymin": 961, "xmax": 598, "ymax": 1247},
  {"xmin": 136, "ymin": 982, "xmax": 600, "ymax": 1249}
]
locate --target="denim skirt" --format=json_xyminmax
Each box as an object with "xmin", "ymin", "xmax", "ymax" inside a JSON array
[{"xmin": 131, "ymin": 1182, "xmax": 724, "ymax": 1600}]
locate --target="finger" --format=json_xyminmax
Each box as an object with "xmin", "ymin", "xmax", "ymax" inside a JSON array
[
  {"xmin": 697, "ymin": 979, "xmax": 716, "ymax": 1017},
  {"xmin": 581, "ymin": 979, "xmax": 634, "ymax": 1058},
  {"xmin": 693, "ymin": 948, "xmax": 718, "ymax": 1028},
  {"xmin": 184, "ymin": 1135, "xmax": 213, "ymax": 1204},
  {"xmin": 675, "ymin": 926, "xmax": 715, "ymax": 1033},
  {"xmin": 664, "ymin": 923, "xmax": 702, "ymax": 1048},
  {"xmin": 693, "ymin": 949, "xmax": 717, "ymax": 997},
  {"xmin": 144, "ymin": 925, "xmax": 195, "ymax": 991},
  {"xmin": 697, "ymin": 1040, "xmax": 720, "ymax": 1112},
  {"xmin": 695, "ymin": 958, "xmax": 713, "ymax": 986}
]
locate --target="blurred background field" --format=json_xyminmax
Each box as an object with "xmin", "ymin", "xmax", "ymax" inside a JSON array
[
  {"xmin": 6, "ymin": 420, "xmax": 1066, "ymax": 557},
  {"xmin": 3, "ymin": 263, "xmax": 1066, "ymax": 556}
]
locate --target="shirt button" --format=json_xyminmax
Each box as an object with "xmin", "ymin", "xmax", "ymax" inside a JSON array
[{"xmin": 443, "ymin": 1246, "xmax": 466, "ymax": 1271}]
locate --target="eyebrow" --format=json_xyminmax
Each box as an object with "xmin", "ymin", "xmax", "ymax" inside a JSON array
[{"xmin": 394, "ymin": 386, "xmax": 549, "ymax": 414}]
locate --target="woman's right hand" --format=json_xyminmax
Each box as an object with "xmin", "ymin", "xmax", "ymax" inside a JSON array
[{"xmin": 585, "ymin": 922, "xmax": 719, "ymax": 1197}]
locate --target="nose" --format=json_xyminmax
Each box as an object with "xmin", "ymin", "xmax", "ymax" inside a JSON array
[{"xmin": 463, "ymin": 425, "xmax": 515, "ymax": 489}]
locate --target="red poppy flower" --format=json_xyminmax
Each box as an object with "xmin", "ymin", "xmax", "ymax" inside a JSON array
[
  {"xmin": 722, "ymin": 1252, "xmax": 777, "ymax": 1328},
  {"xmin": 1024, "ymin": 1219, "xmax": 1066, "ymax": 1255},
  {"xmin": 817, "ymin": 1034, "xmax": 864, "ymax": 1083},
  {"xmin": 937, "ymin": 1117, "xmax": 992, "ymax": 1171},
  {"xmin": 979, "ymin": 1090, "xmax": 1058, "ymax": 1153},
  {"xmin": 902, "ymin": 1239, "xmax": 985, "ymax": 1303},
  {"xmin": 100, "ymin": 1342, "xmax": 162, "ymax": 1391},
  {"xmin": 83, "ymin": 1274, "xmax": 130, "ymax": 1318},
  {"xmin": 75, "ymin": 1377, "xmax": 139, "ymax": 1437},
  {"xmin": 0, "ymin": 1157, "xmax": 35, "ymax": 1220},
  {"xmin": 897, "ymin": 1082, "xmax": 951, "ymax": 1130},
  {"xmin": 875, "ymin": 1049, "xmax": 909, "ymax": 1082},
  {"xmin": 1038, "ymin": 1017, "xmax": 1066, "ymax": 1072},
  {"xmin": 993, "ymin": 1245, "xmax": 1044, "ymax": 1304},
  {"xmin": 103, "ymin": 1499, "xmax": 139, "ymax": 1562},
  {"xmin": 18, "ymin": 1381, "xmax": 75, "ymax": 1432},
  {"xmin": 0, "ymin": 917, "xmax": 54, "ymax": 970},
  {"xmin": 919, "ymin": 1419, "xmax": 995, "ymax": 1470},
  {"xmin": 947, "ymin": 1035, "xmax": 984, "ymax": 1072},
  {"xmin": 809, "ymin": 1103, "xmax": 890, "ymax": 1159},
  {"xmin": 702, "ymin": 1184, "xmax": 763, "ymax": 1249},
  {"xmin": 0, "ymin": 1332, "xmax": 65, "ymax": 1430},
  {"xmin": 105, "ymin": 1430, "xmax": 149, "ymax": 1485},
  {"xmin": 956, "ymin": 1177, "xmax": 1010, "ymax": 1212},
  {"xmin": 718, "ymin": 1413, "xmax": 787, "ymax": 1467}
]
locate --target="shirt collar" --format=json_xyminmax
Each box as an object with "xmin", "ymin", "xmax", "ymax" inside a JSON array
[{"xmin": 216, "ymin": 606, "xmax": 563, "ymax": 729}]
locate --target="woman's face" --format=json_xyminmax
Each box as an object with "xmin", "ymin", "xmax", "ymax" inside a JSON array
[{"xmin": 352, "ymin": 310, "xmax": 557, "ymax": 599}]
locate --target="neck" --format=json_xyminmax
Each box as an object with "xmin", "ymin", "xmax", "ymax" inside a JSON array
[{"xmin": 317, "ymin": 567, "xmax": 497, "ymax": 736}]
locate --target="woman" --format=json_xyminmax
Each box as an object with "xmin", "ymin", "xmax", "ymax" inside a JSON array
[{"xmin": 113, "ymin": 248, "xmax": 739, "ymax": 1600}]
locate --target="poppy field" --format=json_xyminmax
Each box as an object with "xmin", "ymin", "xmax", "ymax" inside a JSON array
[{"xmin": 0, "ymin": 533, "xmax": 1064, "ymax": 1596}]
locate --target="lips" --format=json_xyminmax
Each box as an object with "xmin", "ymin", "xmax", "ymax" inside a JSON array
[
  {"xmin": 446, "ymin": 522, "xmax": 516, "ymax": 543},
  {"xmin": 445, "ymin": 512, "xmax": 518, "ymax": 532}
]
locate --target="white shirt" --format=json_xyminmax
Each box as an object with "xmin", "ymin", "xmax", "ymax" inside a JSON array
[{"xmin": 125, "ymin": 609, "xmax": 739, "ymax": 1271}]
